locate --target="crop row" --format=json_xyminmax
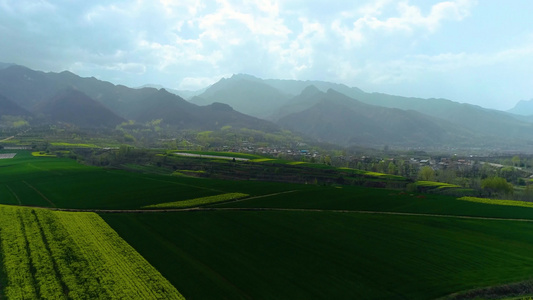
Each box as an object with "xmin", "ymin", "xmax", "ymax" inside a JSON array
[
  {"xmin": 0, "ymin": 205, "xmax": 184, "ymax": 299},
  {"xmin": 144, "ymin": 192, "xmax": 249, "ymax": 209}
]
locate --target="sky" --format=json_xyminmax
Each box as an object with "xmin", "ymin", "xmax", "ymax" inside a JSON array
[{"xmin": 1, "ymin": 0, "xmax": 533, "ymax": 110}]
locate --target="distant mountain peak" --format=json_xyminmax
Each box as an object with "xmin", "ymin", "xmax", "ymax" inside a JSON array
[
  {"xmin": 508, "ymin": 99, "xmax": 533, "ymax": 116},
  {"xmin": 208, "ymin": 102, "xmax": 234, "ymax": 111},
  {"xmin": 300, "ymin": 85, "xmax": 321, "ymax": 97},
  {"xmin": 230, "ymin": 73, "xmax": 262, "ymax": 82},
  {"xmin": 326, "ymin": 88, "xmax": 342, "ymax": 95}
]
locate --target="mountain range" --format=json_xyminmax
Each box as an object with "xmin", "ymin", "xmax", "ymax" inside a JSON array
[
  {"xmin": 1, "ymin": 63, "xmax": 533, "ymax": 151},
  {"xmin": 0, "ymin": 64, "xmax": 276, "ymax": 132},
  {"xmin": 190, "ymin": 73, "xmax": 533, "ymax": 149}
]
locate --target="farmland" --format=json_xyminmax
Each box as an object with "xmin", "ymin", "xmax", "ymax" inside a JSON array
[
  {"xmin": 3, "ymin": 149, "xmax": 533, "ymax": 299},
  {"xmin": 0, "ymin": 150, "xmax": 301, "ymax": 209},
  {"xmin": 143, "ymin": 193, "xmax": 249, "ymax": 209},
  {"xmin": 102, "ymin": 210, "xmax": 533, "ymax": 300},
  {"xmin": 0, "ymin": 204, "xmax": 183, "ymax": 299}
]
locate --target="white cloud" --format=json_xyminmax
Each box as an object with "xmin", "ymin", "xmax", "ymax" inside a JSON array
[
  {"xmin": 332, "ymin": 0, "xmax": 477, "ymax": 46},
  {"xmin": 105, "ymin": 63, "xmax": 147, "ymax": 75},
  {"xmin": 0, "ymin": 0, "xmax": 56, "ymax": 14},
  {"xmin": 357, "ymin": 0, "xmax": 393, "ymax": 16},
  {"xmin": 2, "ymin": 0, "xmax": 532, "ymax": 110}
]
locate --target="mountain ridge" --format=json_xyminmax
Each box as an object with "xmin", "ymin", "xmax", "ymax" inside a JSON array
[
  {"xmin": 33, "ymin": 88, "xmax": 126, "ymax": 128},
  {"xmin": 0, "ymin": 65, "xmax": 281, "ymax": 132},
  {"xmin": 2, "ymin": 63, "xmax": 533, "ymax": 150},
  {"xmin": 277, "ymin": 89, "xmax": 474, "ymax": 148},
  {"xmin": 508, "ymin": 99, "xmax": 533, "ymax": 116}
]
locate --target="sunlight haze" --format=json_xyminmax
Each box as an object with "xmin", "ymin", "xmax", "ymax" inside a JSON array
[{"xmin": 1, "ymin": 0, "xmax": 532, "ymax": 110}]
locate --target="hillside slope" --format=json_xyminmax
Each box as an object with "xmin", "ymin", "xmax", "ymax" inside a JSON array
[
  {"xmin": 191, "ymin": 74, "xmax": 290, "ymax": 118},
  {"xmin": 508, "ymin": 99, "xmax": 533, "ymax": 116},
  {"xmin": 278, "ymin": 89, "xmax": 473, "ymax": 147},
  {"xmin": 33, "ymin": 89, "xmax": 125, "ymax": 128},
  {"xmin": 0, "ymin": 66, "xmax": 280, "ymax": 132},
  {"xmin": 0, "ymin": 94, "xmax": 32, "ymax": 117}
]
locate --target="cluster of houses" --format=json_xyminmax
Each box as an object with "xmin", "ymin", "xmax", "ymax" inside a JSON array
[
  {"xmin": 410, "ymin": 157, "xmax": 476, "ymax": 169},
  {"xmin": 221, "ymin": 144, "xmax": 319, "ymax": 158}
]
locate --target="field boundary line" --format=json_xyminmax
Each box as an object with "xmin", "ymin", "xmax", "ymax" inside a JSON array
[
  {"xmin": 34, "ymin": 206, "xmax": 533, "ymax": 223},
  {"xmin": 196, "ymin": 208, "xmax": 533, "ymax": 223},
  {"xmin": 195, "ymin": 208, "xmax": 533, "ymax": 223},
  {"xmin": 22, "ymin": 181, "xmax": 56, "ymax": 208},
  {"xmin": 5, "ymin": 184, "xmax": 22, "ymax": 205}
]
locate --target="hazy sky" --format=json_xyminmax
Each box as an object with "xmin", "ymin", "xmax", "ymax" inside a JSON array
[{"xmin": 1, "ymin": 0, "xmax": 532, "ymax": 110}]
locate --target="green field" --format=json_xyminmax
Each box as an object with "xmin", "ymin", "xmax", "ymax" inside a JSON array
[
  {"xmin": 0, "ymin": 205, "xmax": 183, "ymax": 299},
  {"xmin": 50, "ymin": 142, "xmax": 99, "ymax": 148},
  {"xmin": 0, "ymin": 150, "xmax": 301, "ymax": 209},
  {"xmin": 213, "ymin": 185, "xmax": 533, "ymax": 220},
  {"xmin": 143, "ymin": 192, "xmax": 249, "ymax": 209},
  {"xmin": 417, "ymin": 181, "xmax": 462, "ymax": 189},
  {"xmin": 4, "ymin": 149, "xmax": 533, "ymax": 299},
  {"xmin": 102, "ymin": 210, "xmax": 533, "ymax": 300}
]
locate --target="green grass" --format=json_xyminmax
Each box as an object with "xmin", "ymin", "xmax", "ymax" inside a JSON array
[
  {"xmin": 102, "ymin": 210, "xmax": 533, "ymax": 300},
  {"xmin": 286, "ymin": 161, "xmax": 306, "ymax": 165},
  {"xmin": 0, "ymin": 150, "xmax": 303, "ymax": 209},
  {"xmin": 0, "ymin": 151, "xmax": 219, "ymax": 209},
  {"xmin": 338, "ymin": 167, "xmax": 368, "ymax": 175},
  {"xmin": 362, "ymin": 171, "xmax": 407, "ymax": 180},
  {"xmin": 213, "ymin": 185, "xmax": 533, "ymax": 220},
  {"xmin": 50, "ymin": 142, "xmax": 99, "ymax": 148},
  {"xmin": 121, "ymin": 163, "xmax": 173, "ymax": 175},
  {"xmin": 250, "ymin": 158, "xmax": 276, "ymax": 162},
  {"xmin": 31, "ymin": 151, "xmax": 56, "ymax": 157},
  {"xmin": 458, "ymin": 197, "xmax": 533, "ymax": 209},
  {"xmin": 143, "ymin": 192, "xmax": 249, "ymax": 209},
  {"xmin": 8, "ymin": 148, "xmax": 533, "ymax": 299},
  {"xmin": 417, "ymin": 181, "xmax": 462, "ymax": 189},
  {"xmin": 0, "ymin": 205, "xmax": 184, "ymax": 299}
]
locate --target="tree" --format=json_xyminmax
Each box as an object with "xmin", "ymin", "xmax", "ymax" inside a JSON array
[
  {"xmin": 512, "ymin": 155, "xmax": 521, "ymax": 167},
  {"xmin": 481, "ymin": 176, "xmax": 513, "ymax": 196},
  {"xmin": 498, "ymin": 166, "xmax": 520, "ymax": 184},
  {"xmin": 419, "ymin": 166, "xmax": 435, "ymax": 181},
  {"xmin": 388, "ymin": 162, "xmax": 397, "ymax": 175}
]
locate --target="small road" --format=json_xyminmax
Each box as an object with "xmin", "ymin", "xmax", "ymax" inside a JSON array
[{"xmin": 0, "ymin": 136, "xmax": 14, "ymax": 142}]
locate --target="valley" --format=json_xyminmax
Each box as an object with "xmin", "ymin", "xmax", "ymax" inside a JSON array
[
  {"xmin": 3, "ymin": 1, "xmax": 533, "ymax": 299},
  {"xmin": 2, "ymin": 64, "xmax": 533, "ymax": 299},
  {"xmin": 1, "ymin": 145, "xmax": 533, "ymax": 299}
]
